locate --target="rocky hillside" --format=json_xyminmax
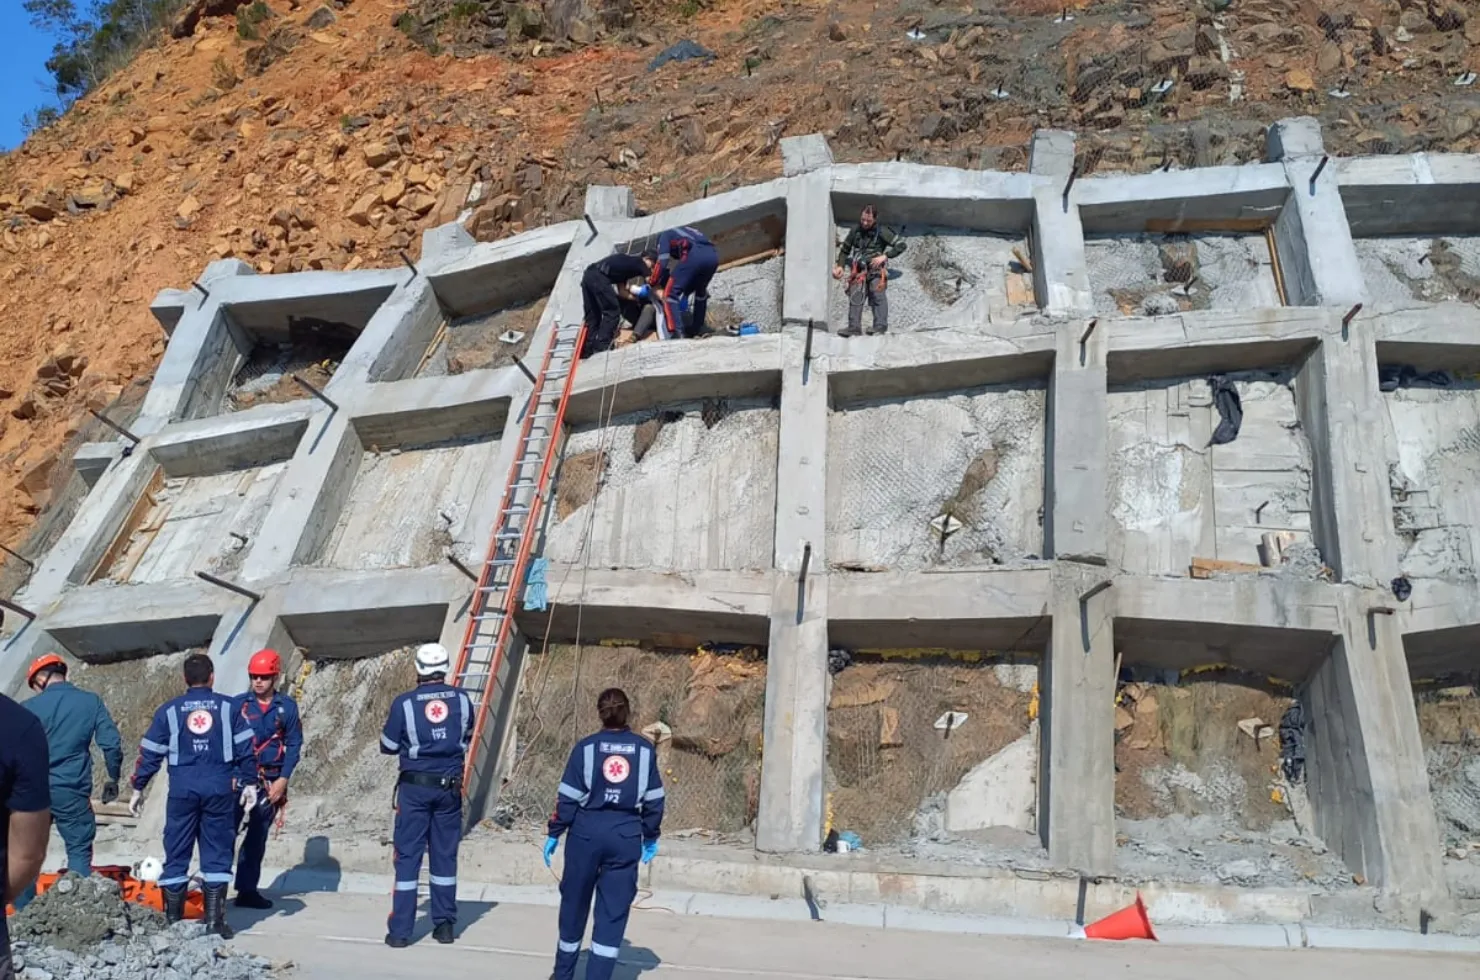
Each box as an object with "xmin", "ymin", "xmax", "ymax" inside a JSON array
[{"xmin": 1, "ymin": 0, "xmax": 1478, "ymax": 559}]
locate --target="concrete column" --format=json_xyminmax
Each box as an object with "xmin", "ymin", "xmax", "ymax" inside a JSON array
[
  {"xmin": 757, "ymin": 336, "xmax": 830, "ymax": 853},
  {"xmin": 1039, "ymin": 563, "xmax": 1116, "ymax": 873},
  {"xmin": 780, "ymin": 134, "xmax": 834, "ymax": 178},
  {"xmin": 1295, "ymin": 322, "xmax": 1398, "ymax": 587},
  {"xmin": 1304, "ymin": 588, "xmax": 1445, "ymax": 903},
  {"xmin": 584, "ymin": 185, "xmax": 636, "ymax": 220},
  {"xmin": 208, "ymin": 589, "xmax": 293, "ymax": 695},
  {"xmin": 1046, "ymin": 317, "xmax": 1108, "ymax": 563},
  {"xmin": 782, "ymin": 167, "xmax": 834, "ymax": 330},
  {"xmin": 1028, "ymin": 130, "xmax": 1094, "ymax": 316},
  {"xmin": 1267, "ymin": 118, "xmax": 1366, "ymax": 307}
]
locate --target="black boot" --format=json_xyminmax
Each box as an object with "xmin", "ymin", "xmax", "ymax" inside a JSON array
[
  {"xmin": 204, "ymin": 883, "xmax": 234, "ymax": 940},
  {"xmin": 162, "ymin": 886, "xmax": 186, "ymax": 925},
  {"xmin": 234, "ymin": 890, "xmax": 273, "ymax": 910}
]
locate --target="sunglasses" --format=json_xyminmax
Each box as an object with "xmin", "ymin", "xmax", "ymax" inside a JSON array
[{"xmin": 248, "ymin": 674, "xmax": 275, "ymax": 681}]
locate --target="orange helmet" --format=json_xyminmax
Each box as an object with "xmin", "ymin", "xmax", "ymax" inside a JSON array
[
  {"xmin": 27, "ymin": 653, "xmax": 66, "ymax": 687},
  {"xmin": 247, "ymin": 649, "xmax": 281, "ymax": 677}
]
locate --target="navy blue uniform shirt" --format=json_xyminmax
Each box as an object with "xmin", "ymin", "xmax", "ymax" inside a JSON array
[
  {"xmin": 1, "ymin": 693, "xmax": 51, "ymax": 949},
  {"xmin": 548, "ymin": 728, "xmax": 665, "ymax": 842},
  {"xmin": 132, "ymin": 687, "xmax": 255, "ymax": 797},
  {"xmin": 232, "ymin": 691, "xmax": 303, "ymax": 780},
  {"xmin": 379, "ymin": 682, "xmax": 472, "ymax": 777}
]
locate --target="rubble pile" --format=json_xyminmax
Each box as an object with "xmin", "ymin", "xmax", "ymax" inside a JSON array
[{"xmin": 8, "ymin": 874, "xmax": 282, "ymax": 980}]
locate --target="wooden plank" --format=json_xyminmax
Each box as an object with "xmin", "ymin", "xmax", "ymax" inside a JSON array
[
  {"xmin": 717, "ymin": 247, "xmax": 783, "ymax": 274},
  {"xmin": 87, "ymin": 466, "xmax": 164, "ymax": 583},
  {"xmin": 1145, "ymin": 217, "xmax": 1274, "ymax": 233},
  {"xmin": 1189, "ymin": 556, "xmax": 1265, "ymax": 579}
]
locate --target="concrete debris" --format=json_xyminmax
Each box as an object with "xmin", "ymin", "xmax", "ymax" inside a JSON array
[
  {"xmin": 944, "ymin": 724, "xmax": 1037, "ymax": 834},
  {"xmin": 9, "ymin": 874, "xmax": 279, "ymax": 979}
]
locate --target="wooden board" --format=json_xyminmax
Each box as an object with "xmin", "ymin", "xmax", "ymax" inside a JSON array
[
  {"xmin": 1144, "ymin": 217, "xmax": 1274, "ymax": 234},
  {"xmin": 1189, "ymin": 556, "xmax": 1264, "ymax": 579},
  {"xmin": 87, "ymin": 466, "xmax": 165, "ymax": 584}
]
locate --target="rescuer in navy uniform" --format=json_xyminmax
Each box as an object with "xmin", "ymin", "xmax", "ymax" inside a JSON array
[
  {"xmin": 231, "ymin": 648, "xmax": 303, "ymax": 910},
  {"xmin": 380, "ymin": 643, "xmax": 472, "ymax": 948},
  {"xmin": 130, "ymin": 652, "xmax": 256, "ymax": 938},
  {"xmin": 544, "ymin": 688, "xmax": 665, "ymax": 980}
]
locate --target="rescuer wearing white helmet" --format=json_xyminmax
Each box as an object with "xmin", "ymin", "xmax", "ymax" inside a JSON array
[{"xmin": 379, "ymin": 642, "xmax": 472, "ymax": 947}]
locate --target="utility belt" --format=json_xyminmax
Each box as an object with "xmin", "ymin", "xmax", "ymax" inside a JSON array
[
  {"xmin": 848, "ymin": 257, "xmax": 887, "ymax": 289},
  {"xmin": 397, "ymin": 771, "xmax": 463, "ymax": 792}
]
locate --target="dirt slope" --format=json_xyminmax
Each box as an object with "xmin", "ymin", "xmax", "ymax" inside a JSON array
[{"xmin": 1, "ymin": 0, "xmax": 1477, "ymax": 560}]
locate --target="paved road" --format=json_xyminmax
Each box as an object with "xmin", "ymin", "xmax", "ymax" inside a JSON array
[{"xmin": 229, "ymin": 891, "xmax": 1478, "ymax": 980}]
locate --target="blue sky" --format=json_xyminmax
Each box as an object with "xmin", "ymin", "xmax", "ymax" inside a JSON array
[{"xmin": 0, "ymin": 5, "xmax": 61, "ymax": 151}]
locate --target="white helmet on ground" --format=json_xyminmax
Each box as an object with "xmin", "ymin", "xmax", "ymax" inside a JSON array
[
  {"xmin": 137, "ymin": 856, "xmax": 163, "ymax": 883},
  {"xmin": 415, "ymin": 642, "xmax": 451, "ymax": 677}
]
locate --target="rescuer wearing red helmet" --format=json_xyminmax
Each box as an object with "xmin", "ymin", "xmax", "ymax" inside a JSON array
[{"xmin": 229, "ymin": 648, "xmax": 303, "ymax": 910}]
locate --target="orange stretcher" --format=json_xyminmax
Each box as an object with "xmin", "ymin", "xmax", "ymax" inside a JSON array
[{"xmin": 5, "ymin": 865, "xmax": 204, "ymax": 919}]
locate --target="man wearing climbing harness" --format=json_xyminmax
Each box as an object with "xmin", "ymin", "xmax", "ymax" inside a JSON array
[
  {"xmin": 544, "ymin": 688, "xmax": 665, "ymax": 980},
  {"xmin": 581, "ymin": 249, "xmax": 658, "ymax": 359},
  {"xmin": 650, "ymin": 225, "xmax": 720, "ymax": 338},
  {"xmin": 833, "ymin": 204, "xmax": 906, "ymax": 337},
  {"xmin": 231, "ymin": 648, "xmax": 303, "ymax": 910},
  {"xmin": 380, "ymin": 643, "xmax": 472, "ymax": 948},
  {"xmin": 12, "ymin": 654, "xmax": 121, "ymax": 910},
  {"xmin": 130, "ymin": 653, "xmax": 255, "ymax": 939}
]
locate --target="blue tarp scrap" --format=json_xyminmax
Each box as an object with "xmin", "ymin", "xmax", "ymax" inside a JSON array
[
  {"xmin": 523, "ymin": 556, "xmax": 549, "ymax": 611},
  {"xmin": 647, "ymin": 39, "xmax": 715, "ymax": 72}
]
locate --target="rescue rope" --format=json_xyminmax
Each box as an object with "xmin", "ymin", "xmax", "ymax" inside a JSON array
[{"xmin": 538, "ymin": 841, "xmax": 680, "ymax": 915}]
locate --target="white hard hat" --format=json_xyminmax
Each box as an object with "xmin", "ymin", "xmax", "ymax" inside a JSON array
[
  {"xmin": 137, "ymin": 856, "xmax": 163, "ymax": 883},
  {"xmin": 415, "ymin": 643, "xmax": 451, "ymax": 677}
]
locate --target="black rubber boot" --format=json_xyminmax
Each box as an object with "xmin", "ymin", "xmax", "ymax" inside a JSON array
[
  {"xmin": 162, "ymin": 886, "xmax": 186, "ymax": 925},
  {"xmin": 385, "ymin": 934, "xmax": 410, "ymax": 948},
  {"xmin": 204, "ymin": 883, "xmax": 234, "ymax": 940},
  {"xmin": 433, "ymin": 922, "xmax": 455, "ymax": 945},
  {"xmin": 234, "ymin": 890, "xmax": 273, "ymax": 910}
]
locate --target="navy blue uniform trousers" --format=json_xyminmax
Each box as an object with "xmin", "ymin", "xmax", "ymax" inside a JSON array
[
  {"xmin": 666, "ymin": 243, "xmax": 718, "ymax": 336},
  {"xmin": 163, "ymin": 788, "xmax": 236, "ymax": 888},
  {"xmin": 553, "ymin": 812, "xmax": 641, "ymax": 980},
  {"xmin": 388, "ymin": 783, "xmax": 461, "ymax": 940},
  {"xmin": 234, "ymin": 796, "xmax": 276, "ymax": 894}
]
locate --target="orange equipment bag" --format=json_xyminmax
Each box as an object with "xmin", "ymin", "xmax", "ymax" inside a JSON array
[{"xmin": 5, "ymin": 866, "xmax": 203, "ymax": 920}]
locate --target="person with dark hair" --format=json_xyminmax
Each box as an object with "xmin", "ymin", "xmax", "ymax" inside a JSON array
[
  {"xmin": 379, "ymin": 643, "xmax": 473, "ymax": 948},
  {"xmin": 1, "ymin": 691, "xmax": 50, "ymax": 980},
  {"xmin": 543, "ymin": 687, "xmax": 665, "ymax": 980},
  {"xmin": 581, "ymin": 250, "xmax": 658, "ymax": 359},
  {"xmin": 130, "ymin": 653, "xmax": 255, "ymax": 939},
  {"xmin": 833, "ymin": 204, "xmax": 906, "ymax": 337},
  {"xmin": 12, "ymin": 654, "xmax": 121, "ymax": 910}
]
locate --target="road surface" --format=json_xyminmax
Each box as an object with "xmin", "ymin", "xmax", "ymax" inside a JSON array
[{"xmin": 228, "ymin": 891, "xmax": 1478, "ymax": 980}]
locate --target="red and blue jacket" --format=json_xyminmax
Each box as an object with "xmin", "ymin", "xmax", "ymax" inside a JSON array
[{"xmin": 231, "ymin": 691, "xmax": 303, "ymax": 782}]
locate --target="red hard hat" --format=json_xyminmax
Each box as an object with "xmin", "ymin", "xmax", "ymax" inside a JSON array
[
  {"xmin": 27, "ymin": 653, "xmax": 66, "ymax": 685},
  {"xmin": 247, "ymin": 649, "xmax": 282, "ymax": 676}
]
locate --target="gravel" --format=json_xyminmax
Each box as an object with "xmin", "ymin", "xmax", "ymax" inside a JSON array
[{"xmin": 8, "ymin": 874, "xmax": 285, "ymax": 980}]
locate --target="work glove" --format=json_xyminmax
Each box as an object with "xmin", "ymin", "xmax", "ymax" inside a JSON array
[
  {"xmin": 128, "ymin": 789, "xmax": 143, "ymax": 818},
  {"xmin": 543, "ymin": 836, "xmax": 559, "ymax": 867},
  {"xmin": 239, "ymin": 784, "xmax": 259, "ymax": 811},
  {"xmin": 100, "ymin": 780, "xmax": 119, "ymax": 805},
  {"xmin": 641, "ymin": 839, "xmax": 659, "ymax": 865}
]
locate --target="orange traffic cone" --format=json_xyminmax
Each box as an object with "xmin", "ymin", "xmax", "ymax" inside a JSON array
[{"xmin": 1078, "ymin": 893, "xmax": 1157, "ymax": 941}]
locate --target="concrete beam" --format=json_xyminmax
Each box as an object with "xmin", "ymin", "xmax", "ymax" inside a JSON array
[
  {"xmin": 1373, "ymin": 305, "xmax": 1480, "ymax": 372},
  {"xmin": 148, "ymin": 402, "xmax": 311, "ymax": 478},
  {"xmin": 150, "ymin": 288, "xmax": 191, "ymax": 336},
  {"xmin": 783, "ymin": 168, "xmax": 832, "ymax": 329},
  {"xmin": 780, "ymin": 134, "xmax": 833, "ymax": 177},
  {"xmin": 240, "ymin": 409, "xmax": 355, "ymax": 580},
  {"xmin": 623, "ymin": 181, "xmax": 789, "ymax": 261},
  {"xmin": 565, "ymin": 339, "xmax": 784, "ymax": 424},
  {"xmin": 515, "ymin": 567, "xmax": 773, "ymax": 646},
  {"xmin": 1048, "ymin": 317, "xmax": 1107, "ymax": 562},
  {"xmin": 757, "ymin": 335, "xmax": 830, "ymax": 854},
  {"xmin": 1336, "ymin": 154, "xmax": 1480, "ymax": 236},
  {"xmin": 277, "ymin": 565, "xmax": 462, "ymax": 658},
  {"xmin": 1040, "ymin": 563, "xmax": 1115, "ymax": 874},
  {"xmin": 1030, "ymin": 132, "xmax": 1094, "ymax": 316},
  {"xmin": 73, "ymin": 443, "xmax": 122, "ymax": 488},
  {"xmin": 349, "ymin": 368, "xmax": 515, "ymax": 446},
  {"xmin": 584, "ymin": 185, "xmax": 636, "ymax": 220},
  {"xmin": 1267, "ymin": 119, "xmax": 1366, "ymax": 307},
  {"xmin": 210, "ymin": 269, "xmax": 402, "ymax": 341},
  {"xmin": 427, "ymin": 221, "xmax": 578, "ymax": 319},
  {"xmin": 830, "ymin": 164, "xmax": 1037, "ymax": 233},
  {"xmin": 828, "ymin": 332, "xmax": 1055, "ymax": 404},
  {"xmin": 343, "ymin": 277, "xmax": 443, "ymax": 388},
  {"xmin": 1075, "ymin": 164, "xmax": 1289, "ymax": 234},
  {"xmin": 43, "ymin": 579, "xmax": 238, "ymax": 660},
  {"xmin": 1107, "ymin": 307, "xmax": 1328, "ymax": 383},
  {"xmin": 828, "ymin": 568, "xmax": 1051, "ymax": 650}
]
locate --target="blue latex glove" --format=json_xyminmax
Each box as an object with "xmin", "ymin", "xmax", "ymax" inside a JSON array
[
  {"xmin": 641, "ymin": 839, "xmax": 659, "ymax": 865},
  {"xmin": 544, "ymin": 836, "xmax": 559, "ymax": 867}
]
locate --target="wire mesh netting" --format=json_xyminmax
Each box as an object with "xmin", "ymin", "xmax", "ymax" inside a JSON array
[
  {"xmin": 493, "ymin": 643, "xmax": 766, "ymax": 840},
  {"xmin": 825, "ymin": 655, "xmax": 1039, "ymax": 848}
]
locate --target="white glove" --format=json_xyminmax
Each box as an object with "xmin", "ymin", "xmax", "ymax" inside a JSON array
[
  {"xmin": 239, "ymin": 785, "xmax": 259, "ymax": 811},
  {"xmin": 128, "ymin": 789, "xmax": 143, "ymax": 817}
]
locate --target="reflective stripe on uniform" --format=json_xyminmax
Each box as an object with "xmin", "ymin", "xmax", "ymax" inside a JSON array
[
  {"xmin": 429, "ymin": 875, "xmax": 456, "ymax": 887},
  {"xmin": 200, "ymin": 872, "xmax": 232, "ymax": 884},
  {"xmin": 140, "ymin": 738, "xmax": 169, "ymax": 755},
  {"xmin": 636, "ymin": 745, "xmax": 650, "ymax": 804},
  {"xmin": 402, "ymin": 699, "xmax": 420, "ymax": 760},
  {"xmin": 394, "ymin": 880, "xmax": 418, "ymax": 892},
  {"xmin": 558, "ymin": 782, "xmax": 588, "ymax": 804},
  {"xmin": 381, "ymin": 734, "xmax": 398, "ymax": 752},
  {"xmin": 644, "ymin": 786, "xmax": 665, "ymax": 803},
  {"xmin": 458, "ymin": 693, "xmax": 471, "ymax": 753},
  {"xmin": 581, "ymin": 743, "xmax": 594, "ymax": 807},
  {"xmin": 220, "ymin": 699, "xmax": 233, "ymax": 763},
  {"xmin": 158, "ymin": 876, "xmax": 190, "ymax": 888},
  {"xmin": 165, "ymin": 708, "xmax": 181, "ymax": 766},
  {"xmin": 557, "ymin": 940, "xmax": 580, "ymax": 953},
  {"xmin": 591, "ymin": 942, "xmax": 619, "ymax": 958}
]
